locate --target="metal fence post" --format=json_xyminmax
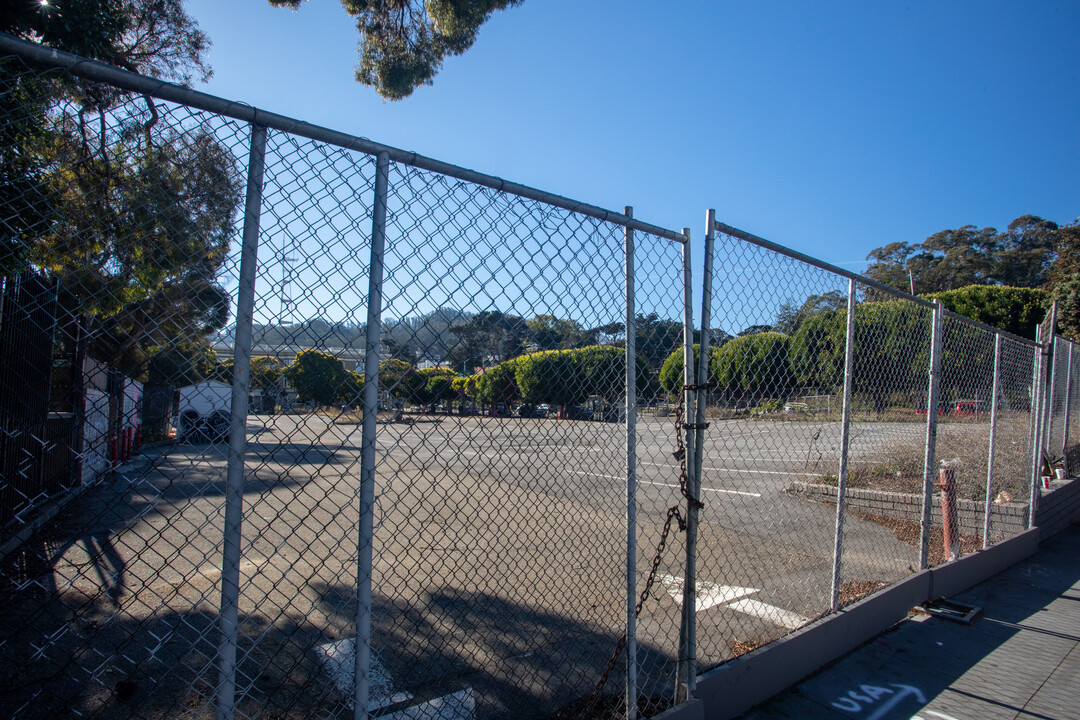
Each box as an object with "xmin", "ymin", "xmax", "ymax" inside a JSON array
[
  {"xmin": 354, "ymin": 152, "xmax": 390, "ymax": 720},
  {"xmin": 1061, "ymin": 340, "xmax": 1073, "ymax": 478},
  {"xmin": 983, "ymin": 334, "xmax": 1002, "ymax": 549},
  {"xmin": 686, "ymin": 214, "xmax": 715, "ymax": 695},
  {"xmin": 1041, "ymin": 303, "xmax": 1058, "ymax": 465},
  {"xmin": 1047, "ymin": 335, "xmax": 1059, "ymax": 458},
  {"xmin": 830, "ymin": 278, "xmax": 857, "ymax": 610},
  {"xmin": 919, "ymin": 301, "xmax": 944, "ymax": 569},
  {"xmin": 1030, "ymin": 304, "xmax": 1056, "ymax": 526},
  {"xmin": 676, "ymin": 227, "xmax": 696, "ymax": 702},
  {"xmin": 1029, "ymin": 336, "xmax": 1043, "ymax": 528},
  {"xmin": 624, "ymin": 207, "xmax": 638, "ymax": 720},
  {"xmin": 216, "ymin": 123, "xmax": 267, "ymax": 720}
]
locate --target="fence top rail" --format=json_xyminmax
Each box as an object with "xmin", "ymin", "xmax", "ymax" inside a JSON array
[
  {"xmin": 1, "ymin": 32, "xmax": 686, "ymax": 245},
  {"xmin": 714, "ymin": 219, "xmax": 1045, "ymax": 348},
  {"xmin": 712, "ymin": 220, "xmax": 936, "ymax": 309}
]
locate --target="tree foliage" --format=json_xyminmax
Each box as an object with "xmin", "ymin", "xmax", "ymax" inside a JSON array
[
  {"xmin": 865, "ymin": 215, "xmax": 1060, "ymax": 294},
  {"xmin": 658, "ymin": 344, "xmax": 710, "ymax": 397},
  {"xmin": 526, "ymin": 314, "xmax": 586, "ymax": 351},
  {"xmin": 923, "ymin": 285, "xmax": 1046, "ymax": 340},
  {"xmin": 1046, "ymin": 222, "xmax": 1080, "ymax": 341},
  {"xmin": 145, "ymin": 340, "xmax": 217, "ymax": 387},
  {"xmin": 513, "ymin": 346, "xmax": 628, "ymax": 406},
  {"xmin": 711, "ymin": 332, "xmax": 794, "ymax": 399},
  {"xmin": 268, "ymin": 0, "xmax": 521, "ymax": 100},
  {"xmin": 3, "ymin": 0, "xmax": 235, "ymax": 389},
  {"xmin": 448, "ymin": 310, "xmax": 527, "ymax": 369},
  {"xmin": 283, "ymin": 349, "xmax": 349, "ymax": 405},
  {"xmin": 415, "ymin": 366, "xmax": 459, "ymax": 405},
  {"xmin": 378, "ymin": 358, "xmax": 424, "ymax": 402},
  {"xmin": 790, "ymin": 300, "xmax": 930, "ymax": 414},
  {"xmin": 774, "ymin": 291, "xmax": 847, "ymax": 335},
  {"xmin": 476, "ymin": 361, "xmax": 519, "ymax": 406}
]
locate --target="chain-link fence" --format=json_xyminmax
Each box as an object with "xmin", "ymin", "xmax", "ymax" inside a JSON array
[
  {"xmin": 688, "ymin": 217, "xmax": 1050, "ymax": 667},
  {"xmin": 0, "ymin": 35, "xmax": 695, "ymax": 720},
  {"xmin": 0, "ymin": 33, "xmax": 1071, "ymax": 720}
]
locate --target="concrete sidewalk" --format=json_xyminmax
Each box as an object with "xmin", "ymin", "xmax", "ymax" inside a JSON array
[{"xmin": 737, "ymin": 525, "xmax": 1080, "ymax": 720}]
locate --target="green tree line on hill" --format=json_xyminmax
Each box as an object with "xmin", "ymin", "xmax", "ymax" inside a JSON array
[{"xmin": 862, "ymin": 214, "xmax": 1078, "ymax": 340}]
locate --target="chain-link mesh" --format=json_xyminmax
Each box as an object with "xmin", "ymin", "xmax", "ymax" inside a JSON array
[
  {"xmin": 694, "ymin": 231, "xmax": 848, "ymax": 664},
  {"xmin": 699, "ymin": 221, "xmax": 1052, "ymax": 655},
  {"xmin": 627, "ymin": 232, "xmax": 688, "ymax": 705},
  {"xmin": 837, "ymin": 282, "xmax": 932, "ymax": 597},
  {"xmin": 1, "ymin": 48, "xmax": 696, "ymax": 720},
  {"xmin": 983, "ymin": 336, "xmax": 1036, "ymax": 545},
  {"xmin": 1046, "ymin": 336, "xmax": 1070, "ymax": 471},
  {"xmin": 1, "ymin": 54, "xmax": 251, "ymax": 718},
  {"xmin": 2, "ymin": 38, "xmax": 1069, "ymax": 720},
  {"xmin": 924, "ymin": 313, "xmax": 997, "ymax": 566},
  {"xmin": 1062, "ymin": 339, "xmax": 1080, "ymax": 473}
]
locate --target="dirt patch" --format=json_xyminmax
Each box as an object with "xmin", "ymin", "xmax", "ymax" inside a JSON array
[
  {"xmin": 836, "ymin": 580, "xmax": 889, "ymax": 607},
  {"xmin": 729, "ymin": 638, "xmax": 766, "ymax": 657},
  {"xmin": 853, "ymin": 511, "xmax": 982, "ymax": 564}
]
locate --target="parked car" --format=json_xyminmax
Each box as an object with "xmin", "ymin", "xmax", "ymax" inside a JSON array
[
  {"xmin": 953, "ymin": 400, "xmax": 990, "ymax": 416},
  {"xmin": 566, "ymin": 405, "xmax": 592, "ymax": 421}
]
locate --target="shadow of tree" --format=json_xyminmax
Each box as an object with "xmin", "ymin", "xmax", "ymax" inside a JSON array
[{"xmin": 1, "ymin": 564, "xmax": 678, "ymax": 720}]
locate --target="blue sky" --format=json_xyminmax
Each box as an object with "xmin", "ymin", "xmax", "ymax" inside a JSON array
[{"xmin": 185, "ymin": 0, "xmax": 1078, "ymax": 280}]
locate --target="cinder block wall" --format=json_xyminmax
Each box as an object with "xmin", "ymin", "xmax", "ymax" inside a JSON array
[
  {"xmin": 1035, "ymin": 478, "xmax": 1080, "ymax": 537},
  {"xmin": 786, "ymin": 482, "xmax": 1030, "ymax": 539}
]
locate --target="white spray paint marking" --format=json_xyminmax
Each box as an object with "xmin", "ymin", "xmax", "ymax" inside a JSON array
[
  {"xmin": 315, "ymin": 639, "xmax": 411, "ymax": 709},
  {"xmin": 828, "ymin": 683, "xmax": 929, "ymax": 718},
  {"xmin": 658, "ymin": 574, "xmax": 758, "ymax": 611},
  {"xmin": 726, "ymin": 599, "xmax": 809, "ymax": 630},
  {"xmin": 316, "ymin": 639, "xmax": 475, "ymax": 720}
]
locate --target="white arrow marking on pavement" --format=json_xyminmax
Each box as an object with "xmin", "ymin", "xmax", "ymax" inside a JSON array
[
  {"xmin": 865, "ymin": 683, "xmax": 927, "ymax": 720},
  {"xmin": 658, "ymin": 574, "xmax": 757, "ymax": 611},
  {"xmin": 726, "ymin": 599, "xmax": 809, "ymax": 630},
  {"xmin": 657, "ymin": 575, "xmax": 809, "ymax": 627}
]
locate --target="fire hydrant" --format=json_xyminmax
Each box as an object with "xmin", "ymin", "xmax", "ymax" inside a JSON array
[{"xmin": 935, "ymin": 463, "xmax": 960, "ymax": 562}]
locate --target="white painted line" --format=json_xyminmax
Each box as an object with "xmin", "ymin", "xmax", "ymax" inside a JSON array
[
  {"xmin": 659, "ymin": 575, "xmax": 758, "ymax": 611},
  {"xmin": 569, "ymin": 469, "xmax": 626, "ymax": 481},
  {"xmin": 727, "ymin": 599, "xmax": 809, "ymax": 630},
  {"xmin": 638, "ymin": 479, "xmax": 761, "ymax": 498},
  {"xmin": 702, "ymin": 487, "xmax": 762, "ymax": 498},
  {"xmin": 639, "ymin": 461, "xmax": 815, "ymax": 477}
]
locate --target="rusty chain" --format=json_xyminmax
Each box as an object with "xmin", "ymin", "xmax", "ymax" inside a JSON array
[{"xmin": 582, "ymin": 383, "xmax": 705, "ymax": 718}]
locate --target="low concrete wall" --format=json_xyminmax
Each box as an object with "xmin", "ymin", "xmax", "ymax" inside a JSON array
[
  {"xmin": 694, "ymin": 527, "xmax": 1041, "ymax": 720},
  {"xmin": 786, "ymin": 481, "xmax": 1029, "ymax": 538}
]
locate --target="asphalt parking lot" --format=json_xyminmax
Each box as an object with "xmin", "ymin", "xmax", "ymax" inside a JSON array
[{"xmin": 7, "ymin": 412, "xmax": 966, "ymax": 719}]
